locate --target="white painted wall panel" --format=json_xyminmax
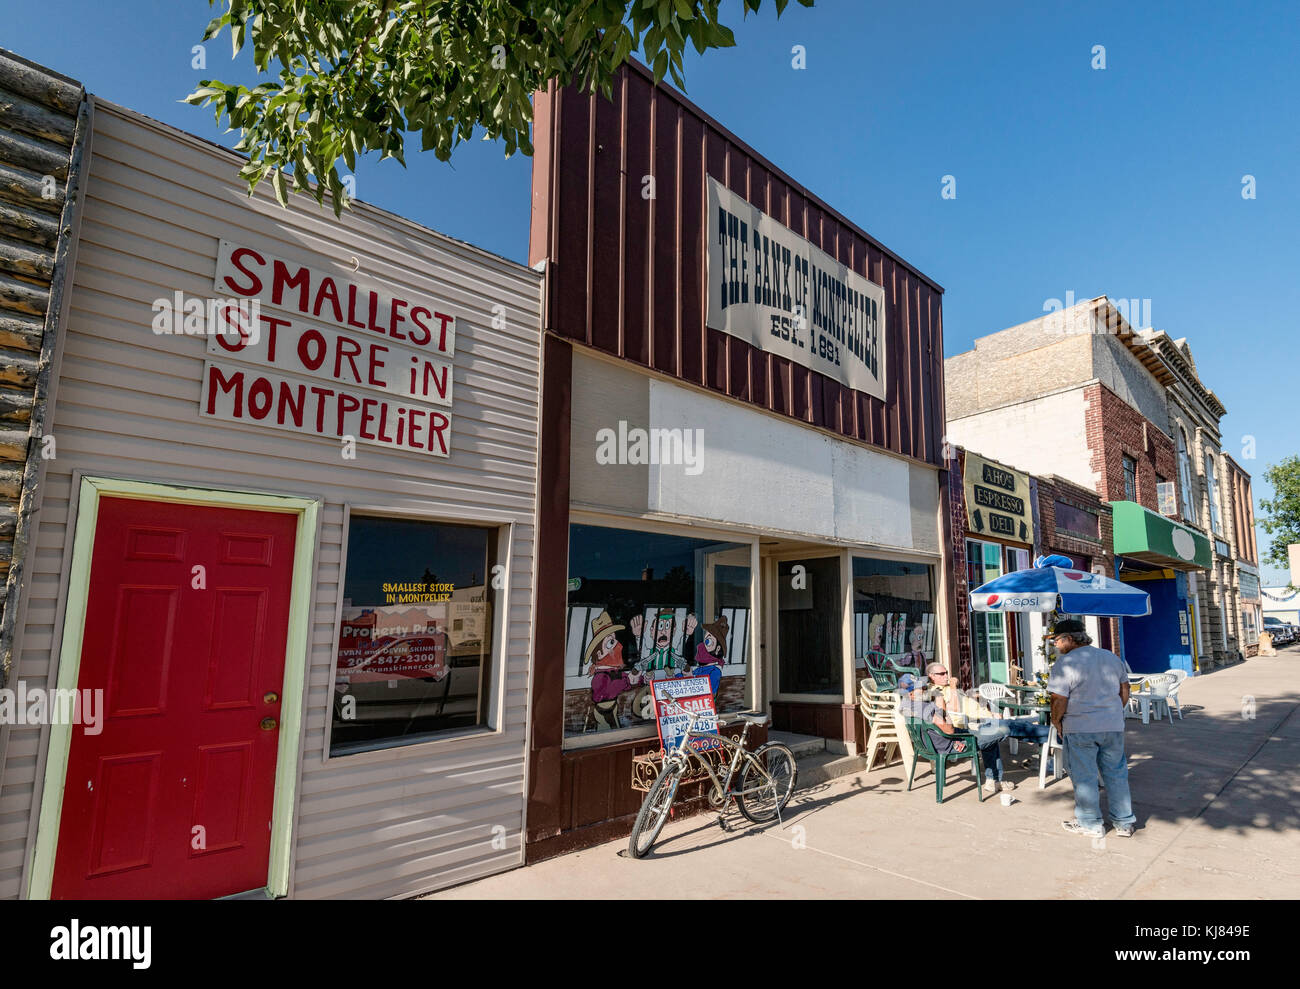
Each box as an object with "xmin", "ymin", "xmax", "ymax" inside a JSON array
[
  {"xmin": 946, "ymin": 388, "xmax": 1096, "ymax": 493},
  {"xmin": 0, "ymin": 101, "xmax": 542, "ymax": 900},
  {"xmin": 646, "ymin": 377, "xmax": 921, "ymax": 549}
]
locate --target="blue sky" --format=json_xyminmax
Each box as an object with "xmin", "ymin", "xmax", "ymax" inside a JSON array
[{"xmin": 6, "ymin": 0, "xmax": 1297, "ymax": 580}]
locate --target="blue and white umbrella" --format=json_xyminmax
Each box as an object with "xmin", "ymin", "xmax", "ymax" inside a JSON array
[{"xmin": 969, "ymin": 555, "xmax": 1151, "ymax": 617}]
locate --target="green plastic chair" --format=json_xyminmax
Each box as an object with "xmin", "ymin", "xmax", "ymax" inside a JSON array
[
  {"xmin": 864, "ymin": 653, "xmax": 899, "ymax": 689},
  {"xmin": 902, "ymin": 714, "xmax": 986, "ymax": 804}
]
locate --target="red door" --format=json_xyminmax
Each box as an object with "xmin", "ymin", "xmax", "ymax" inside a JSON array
[{"xmin": 51, "ymin": 496, "xmax": 298, "ymax": 899}]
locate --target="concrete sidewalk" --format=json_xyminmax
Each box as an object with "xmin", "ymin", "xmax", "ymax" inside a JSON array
[{"xmin": 431, "ymin": 652, "xmax": 1300, "ymax": 899}]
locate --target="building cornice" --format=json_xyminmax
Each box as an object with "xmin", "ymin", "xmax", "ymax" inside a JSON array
[{"xmin": 1144, "ymin": 332, "xmax": 1227, "ymax": 418}]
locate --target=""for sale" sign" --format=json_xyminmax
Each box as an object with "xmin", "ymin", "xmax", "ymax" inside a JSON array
[{"xmin": 652, "ymin": 676, "xmax": 723, "ymax": 753}]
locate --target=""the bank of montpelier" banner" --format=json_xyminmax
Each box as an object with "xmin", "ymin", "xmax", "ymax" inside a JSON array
[{"xmin": 705, "ymin": 178, "xmax": 887, "ymax": 400}]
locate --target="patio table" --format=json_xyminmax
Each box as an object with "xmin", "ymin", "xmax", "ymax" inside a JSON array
[
  {"xmin": 1001, "ymin": 682, "xmax": 1040, "ymax": 694},
  {"xmin": 994, "ymin": 698, "xmax": 1050, "ymax": 722},
  {"xmin": 1127, "ymin": 688, "xmax": 1165, "ymax": 724}
]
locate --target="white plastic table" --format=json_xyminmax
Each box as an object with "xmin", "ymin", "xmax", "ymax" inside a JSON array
[{"xmin": 1127, "ymin": 688, "xmax": 1164, "ymax": 724}]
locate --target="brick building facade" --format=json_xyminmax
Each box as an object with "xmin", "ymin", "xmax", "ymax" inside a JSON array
[
  {"xmin": 1084, "ymin": 382, "xmax": 1178, "ymax": 509},
  {"xmin": 946, "ymin": 453, "xmax": 974, "ymax": 687},
  {"xmin": 946, "ymin": 296, "xmax": 1220, "ymax": 676},
  {"xmin": 945, "ymin": 448, "xmax": 1120, "ymax": 687},
  {"xmin": 946, "ymin": 446, "xmax": 1036, "ymax": 689},
  {"xmin": 1224, "ymin": 453, "xmax": 1261, "ymax": 658},
  {"xmin": 1034, "ymin": 472, "xmax": 1117, "ymax": 654}
]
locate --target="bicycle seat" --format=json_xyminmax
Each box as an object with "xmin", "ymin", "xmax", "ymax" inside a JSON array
[{"xmin": 725, "ymin": 711, "xmax": 769, "ymax": 726}]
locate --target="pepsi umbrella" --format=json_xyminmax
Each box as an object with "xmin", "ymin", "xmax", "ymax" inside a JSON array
[{"xmin": 969, "ymin": 555, "xmax": 1151, "ymax": 617}]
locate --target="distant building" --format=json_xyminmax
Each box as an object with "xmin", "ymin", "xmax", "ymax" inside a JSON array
[
  {"xmin": 1223, "ymin": 453, "xmax": 1261, "ymax": 657},
  {"xmin": 1261, "ymin": 586, "xmax": 1300, "ymax": 627}
]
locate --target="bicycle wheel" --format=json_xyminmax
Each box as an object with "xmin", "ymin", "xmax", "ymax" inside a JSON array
[
  {"xmin": 736, "ymin": 742, "xmax": 798, "ymax": 824},
  {"xmin": 627, "ymin": 761, "xmax": 683, "ymax": 858}
]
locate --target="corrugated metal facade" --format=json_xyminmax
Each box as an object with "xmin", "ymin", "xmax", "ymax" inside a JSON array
[
  {"xmin": 524, "ymin": 64, "xmax": 953, "ymax": 859},
  {"xmin": 529, "ymin": 62, "xmax": 947, "ymax": 466},
  {"xmin": 0, "ymin": 101, "xmax": 542, "ymax": 899}
]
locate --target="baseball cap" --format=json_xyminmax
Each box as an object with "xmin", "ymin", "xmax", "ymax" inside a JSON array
[
  {"xmin": 897, "ymin": 673, "xmax": 928, "ymax": 692},
  {"xmin": 1050, "ymin": 619, "xmax": 1086, "ymax": 636}
]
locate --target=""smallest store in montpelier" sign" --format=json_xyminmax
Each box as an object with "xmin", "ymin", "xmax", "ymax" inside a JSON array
[
  {"xmin": 200, "ymin": 239, "xmax": 457, "ymax": 457},
  {"xmin": 963, "ymin": 451, "xmax": 1033, "ymax": 543}
]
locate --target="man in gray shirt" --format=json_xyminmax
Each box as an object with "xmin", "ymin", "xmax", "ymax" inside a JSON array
[{"xmin": 1047, "ymin": 619, "xmax": 1137, "ymax": 838}]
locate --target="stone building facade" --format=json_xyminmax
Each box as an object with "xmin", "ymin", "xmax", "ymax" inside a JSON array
[{"xmin": 1139, "ymin": 331, "xmax": 1240, "ymax": 668}]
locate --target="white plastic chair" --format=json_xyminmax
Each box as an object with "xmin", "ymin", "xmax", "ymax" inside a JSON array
[
  {"xmin": 1143, "ymin": 674, "xmax": 1177, "ymax": 722},
  {"xmin": 859, "ymin": 680, "xmax": 904, "ymax": 770},
  {"xmin": 976, "ymin": 682, "xmax": 1012, "ymax": 711},
  {"xmin": 1125, "ymin": 674, "xmax": 1148, "ymax": 719},
  {"xmin": 1038, "ymin": 723, "xmax": 1066, "ymax": 789},
  {"xmin": 976, "ymin": 683, "xmax": 1019, "ymax": 754},
  {"xmin": 1162, "ymin": 669, "xmax": 1189, "ymax": 720}
]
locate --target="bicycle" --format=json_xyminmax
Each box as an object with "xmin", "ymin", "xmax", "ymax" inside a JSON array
[{"xmin": 627, "ymin": 699, "xmax": 798, "ymax": 859}]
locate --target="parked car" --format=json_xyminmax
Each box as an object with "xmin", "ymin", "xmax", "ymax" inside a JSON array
[{"xmin": 1263, "ymin": 617, "xmax": 1293, "ymax": 645}]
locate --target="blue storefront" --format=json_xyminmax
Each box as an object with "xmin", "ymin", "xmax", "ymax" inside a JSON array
[{"xmin": 1110, "ymin": 501, "xmax": 1212, "ymax": 675}]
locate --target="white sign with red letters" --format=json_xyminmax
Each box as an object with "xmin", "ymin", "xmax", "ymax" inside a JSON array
[{"xmin": 200, "ymin": 239, "xmax": 456, "ymax": 457}]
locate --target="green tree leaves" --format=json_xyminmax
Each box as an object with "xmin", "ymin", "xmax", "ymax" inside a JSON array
[
  {"xmin": 1258, "ymin": 454, "xmax": 1300, "ymax": 571},
  {"xmin": 186, "ymin": 0, "xmax": 812, "ymax": 215}
]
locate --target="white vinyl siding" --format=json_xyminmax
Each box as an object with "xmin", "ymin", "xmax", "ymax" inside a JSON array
[{"xmin": 0, "ymin": 100, "xmax": 542, "ymax": 900}]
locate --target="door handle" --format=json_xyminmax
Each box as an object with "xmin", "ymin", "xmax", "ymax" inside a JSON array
[
  {"xmin": 260, "ymin": 717, "xmax": 278, "ymax": 731},
  {"xmin": 263, "ymin": 691, "xmax": 279, "ymax": 704}
]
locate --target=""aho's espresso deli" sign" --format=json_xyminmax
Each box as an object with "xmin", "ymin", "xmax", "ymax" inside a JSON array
[
  {"xmin": 963, "ymin": 451, "xmax": 1033, "ymax": 543},
  {"xmin": 706, "ymin": 178, "xmax": 886, "ymax": 400},
  {"xmin": 201, "ymin": 239, "xmax": 457, "ymax": 457}
]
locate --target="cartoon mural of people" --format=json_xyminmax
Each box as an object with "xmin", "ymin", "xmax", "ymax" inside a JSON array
[
  {"xmin": 869, "ymin": 614, "xmax": 885, "ymax": 653},
  {"xmin": 631, "ymin": 608, "xmax": 697, "ymax": 678},
  {"xmin": 583, "ymin": 610, "xmax": 646, "ymax": 730},
  {"xmin": 688, "ymin": 616, "xmax": 728, "ymax": 696},
  {"xmin": 900, "ymin": 622, "xmax": 927, "ymax": 670}
]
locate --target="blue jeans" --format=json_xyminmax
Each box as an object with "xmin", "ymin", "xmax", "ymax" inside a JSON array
[
  {"xmin": 1063, "ymin": 731, "xmax": 1136, "ymax": 832},
  {"xmin": 970, "ymin": 719, "xmax": 1051, "ymax": 780}
]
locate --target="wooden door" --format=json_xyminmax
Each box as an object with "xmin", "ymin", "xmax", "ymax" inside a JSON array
[{"xmin": 51, "ymin": 497, "xmax": 297, "ymax": 899}]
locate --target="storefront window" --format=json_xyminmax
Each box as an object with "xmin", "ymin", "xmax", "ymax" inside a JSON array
[
  {"xmin": 852, "ymin": 557, "xmax": 936, "ymax": 677},
  {"xmin": 967, "ymin": 539, "xmax": 1008, "ymax": 684},
  {"xmin": 564, "ymin": 524, "xmax": 752, "ymax": 740},
  {"xmin": 330, "ymin": 515, "xmax": 496, "ymax": 756},
  {"xmin": 777, "ymin": 556, "xmax": 843, "ymax": 696}
]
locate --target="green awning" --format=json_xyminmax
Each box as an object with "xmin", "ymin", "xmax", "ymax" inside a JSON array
[{"xmin": 1111, "ymin": 500, "xmax": 1211, "ymax": 570}]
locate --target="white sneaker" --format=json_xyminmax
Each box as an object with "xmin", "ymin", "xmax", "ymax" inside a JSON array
[{"xmin": 983, "ymin": 778, "xmax": 999, "ymax": 794}]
